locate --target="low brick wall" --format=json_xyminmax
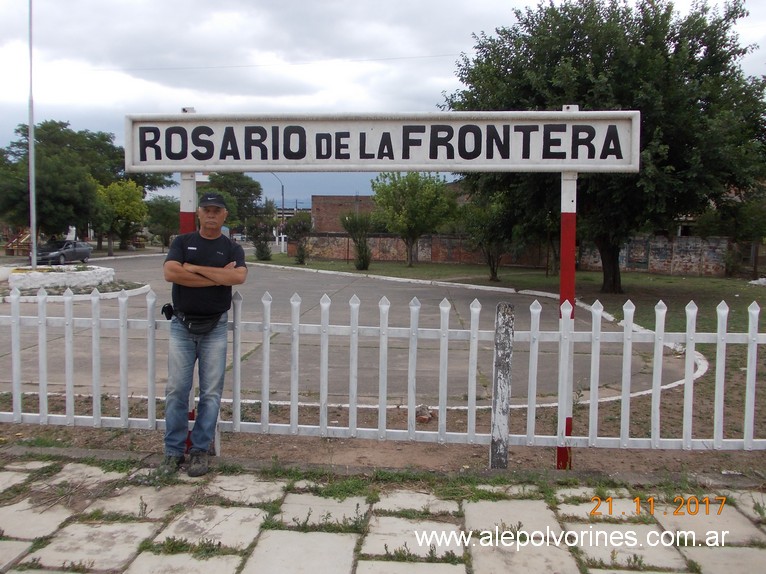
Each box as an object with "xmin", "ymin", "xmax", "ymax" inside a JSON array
[
  {"xmin": 288, "ymin": 233, "xmax": 730, "ymax": 277},
  {"xmin": 290, "ymin": 233, "xmax": 548, "ymax": 267},
  {"xmin": 579, "ymin": 235, "xmax": 729, "ymax": 277}
]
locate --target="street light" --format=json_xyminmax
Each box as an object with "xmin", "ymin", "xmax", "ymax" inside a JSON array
[
  {"xmin": 269, "ymin": 172, "xmax": 285, "ymax": 226},
  {"xmin": 268, "ymin": 173, "xmax": 286, "ymax": 254}
]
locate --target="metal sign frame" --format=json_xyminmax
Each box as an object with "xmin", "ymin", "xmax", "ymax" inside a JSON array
[{"xmin": 125, "ymin": 111, "xmax": 640, "ymax": 174}]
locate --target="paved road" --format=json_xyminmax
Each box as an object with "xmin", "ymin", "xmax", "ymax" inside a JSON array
[{"xmin": 1, "ymin": 253, "xmax": 685, "ymax": 405}]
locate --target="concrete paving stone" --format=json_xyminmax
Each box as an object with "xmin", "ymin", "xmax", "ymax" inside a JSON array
[
  {"xmin": 583, "ymin": 571, "xmax": 676, "ymax": 574},
  {"xmin": 0, "ymin": 470, "xmax": 29, "ymax": 493},
  {"xmin": 464, "ymin": 499, "xmax": 559, "ymax": 533},
  {"xmin": 361, "ymin": 515, "xmax": 464, "ymax": 558},
  {"xmin": 724, "ymin": 489, "xmax": 766, "ymax": 524},
  {"xmin": 503, "ymin": 484, "xmax": 540, "ymax": 497},
  {"xmin": 156, "ymin": 505, "xmax": 266, "ymax": 549},
  {"xmin": 292, "ymin": 479, "xmax": 321, "ymax": 490},
  {"xmin": 469, "ymin": 541, "xmax": 581, "ymax": 574},
  {"xmin": 124, "ymin": 551, "xmax": 242, "ymax": 573},
  {"xmin": 653, "ymin": 497, "xmax": 766, "ymax": 545},
  {"xmin": 558, "ymin": 498, "xmax": 642, "ymax": 521},
  {"xmin": 0, "ymin": 498, "xmax": 74, "ymax": 539},
  {"xmin": 0, "ymin": 540, "xmax": 30, "ymax": 571},
  {"xmin": 3, "ymin": 461, "xmax": 54, "ymax": 471},
  {"xmin": 204, "ymin": 475, "xmax": 287, "ymax": 505},
  {"xmin": 680, "ymin": 545, "xmax": 766, "ymax": 573},
  {"xmin": 32, "ymin": 462, "xmax": 124, "ymax": 489},
  {"xmin": 23, "ymin": 521, "xmax": 159, "ymax": 571},
  {"xmin": 562, "ymin": 522, "xmax": 687, "ymax": 571},
  {"xmin": 374, "ymin": 489, "xmax": 459, "ymax": 515},
  {"xmin": 279, "ymin": 493, "xmax": 369, "ymax": 527},
  {"xmin": 240, "ymin": 530, "xmax": 357, "ymax": 574},
  {"xmin": 356, "ymin": 561, "xmax": 466, "ymax": 573},
  {"xmin": 87, "ymin": 484, "xmax": 197, "ymax": 518}
]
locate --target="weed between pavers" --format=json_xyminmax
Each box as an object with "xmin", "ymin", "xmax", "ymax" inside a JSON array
[
  {"xmin": 367, "ymin": 542, "xmax": 464, "ymax": 565},
  {"xmin": 288, "ymin": 504, "xmax": 368, "ymax": 534},
  {"xmin": 139, "ymin": 536, "xmax": 240, "ymax": 559}
]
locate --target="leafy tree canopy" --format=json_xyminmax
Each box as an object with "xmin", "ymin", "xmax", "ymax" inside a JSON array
[
  {"xmin": 371, "ymin": 172, "xmax": 457, "ymax": 266},
  {"xmin": 0, "ymin": 120, "xmax": 173, "ymax": 238},
  {"xmin": 445, "ymin": 0, "xmax": 766, "ymax": 293},
  {"xmin": 203, "ymin": 172, "xmax": 263, "ymax": 232},
  {"xmin": 146, "ymin": 195, "xmax": 180, "ymax": 248},
  {"xmin": 97, "ymin": 180, "xmax": 148, "ymax": 255}
]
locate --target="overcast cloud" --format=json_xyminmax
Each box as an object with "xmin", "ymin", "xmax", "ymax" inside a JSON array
[{"xmin": 1, "ymin": 0, "xmax": 764, "ymax": 202}]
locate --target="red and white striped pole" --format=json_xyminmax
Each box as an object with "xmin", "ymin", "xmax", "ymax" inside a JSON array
[
  {"xmin": 557, "ymin": 168, "xmax": 577, "ymax": 470},
  {"xmin": 179, "ymin": 173, "xmax": 197, "ymax": 233},
  {"xmin": 179, "ymin": 108, "xmax": 197, "ymax": 452}
]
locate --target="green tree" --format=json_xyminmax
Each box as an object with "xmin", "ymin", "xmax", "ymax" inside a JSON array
[
  {"xmin": 205, "ymin": 173, "xmax": 263, "ymax": 234},
  {"xmin": 371, "ymin": 172, "xmax": 456, "ymax": 266},
  {"xmin": 146, "ymin": 195, "xmax": 181, "ymax": 249},
  {"xmin": 283, "ymin": 212, "xmax": 313, "ymax": 265},
  {"xmin": 341, "ymin": 211, "xmax": 373, "ymax": 270},
  {"xmin": 0, "ymin": 121, "xmax": 173, "ymax": 241},
  {"xmin": 445, "ymin": 0, "xmax": 766, "ymax": 293},
  {"xmin": 459, "ymin": 194, "xmax": 511, "ymax": 281},
  {"xmin": 0, "ymin": 143, "xmax": 98, "ymax": 238},
  {"xmin": 695, "ymin": 191, "xmax": 766, "ymax": 277},
  {"xmin": 98, "ymin": 180, "xmax": 148, "ymax": 256},
  {"xmin": 252, "ymin": 198, "xmax": 278, "ymax": 260}
]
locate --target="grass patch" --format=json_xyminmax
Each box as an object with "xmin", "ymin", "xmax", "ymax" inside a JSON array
[
  {"xmin": 312, "ymin": 476, "xmax": 373, "ymax": 500},
  {"xmin": 83, "ymin": 457, "xmax": 137, "ymax": 474},
  {"xmin": 216, "ymin": 461, "xmax": 245, "ymax": 475}
]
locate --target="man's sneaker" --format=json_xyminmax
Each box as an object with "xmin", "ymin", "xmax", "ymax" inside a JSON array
[
  {"xmin": 156, "ymin": 454, "xmax": 184, "ymax": 477},
  {"xmin": 187, "ymin": 451, "xmax": 209, "ymax": 477}
]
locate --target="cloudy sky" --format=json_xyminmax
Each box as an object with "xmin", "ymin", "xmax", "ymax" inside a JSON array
[{"xmin": 1, "ymin": 0, "xmax": 764, "ymax": 204}]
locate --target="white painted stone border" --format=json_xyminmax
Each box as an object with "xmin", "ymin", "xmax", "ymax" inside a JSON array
[
  {"xmin": 1, "ymin": 264, "xmax": 149, "ymax": 303},
  {"xmin": 9, "ymin": 265, "xmax": 115, "ymax": 290}
]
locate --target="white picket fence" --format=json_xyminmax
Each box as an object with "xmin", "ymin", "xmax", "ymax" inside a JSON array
[{"xmin": 0, "ymin": 287, "xmax": 763, "ymax": 468}]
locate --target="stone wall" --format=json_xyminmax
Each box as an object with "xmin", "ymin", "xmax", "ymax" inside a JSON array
[{"xmin": 579, "ymin": 235, "xmax": 729, "ymax": 277}]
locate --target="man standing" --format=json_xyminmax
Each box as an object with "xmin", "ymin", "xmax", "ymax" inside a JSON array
[{"xmin": 160, "ymin": 193, "xmax": 247, "ymax": 477}]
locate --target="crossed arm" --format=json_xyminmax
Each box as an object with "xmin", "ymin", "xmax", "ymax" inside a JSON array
[{"xmin": 163, "ymin": 260, "xmax": 248, "ymax": 287}]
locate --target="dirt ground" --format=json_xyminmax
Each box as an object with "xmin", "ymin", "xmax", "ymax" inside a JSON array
[
  {"xmin": 2, "ymin": 349, "xmax": 764, "ymax": 484},
  {"xmin": 2, "ymin": 404, "xmax": 764, "ymax": 485}
]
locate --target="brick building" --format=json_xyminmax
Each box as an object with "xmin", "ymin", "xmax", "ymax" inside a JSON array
[{"xmin": 311, "ymin": 195, "xmax": 376, "ymax": 233}]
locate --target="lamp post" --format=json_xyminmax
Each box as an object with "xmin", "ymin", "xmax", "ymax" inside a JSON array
[
  {"xmin": 270, "ymin": 172, "xmax": 285, "ymax": 226},
  {"xmin": 269, "ymin": 173, "xmax": 285, "ymax": 253},
  {"xmin": 28, "ymin": 0, "xmax": 37, "ymax": 269}
]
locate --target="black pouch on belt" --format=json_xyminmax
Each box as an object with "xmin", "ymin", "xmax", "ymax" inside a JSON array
[{"xmin": 174, "ymin": 311, "xmax": 223, "ymax": 335}]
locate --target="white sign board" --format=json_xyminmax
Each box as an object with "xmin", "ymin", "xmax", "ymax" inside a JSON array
[{"xmin": 125, "ymin": 111, "xmax": 640, "ymax": 173}]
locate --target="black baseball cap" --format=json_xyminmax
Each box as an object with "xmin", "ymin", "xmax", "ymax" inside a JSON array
[{"xmin": 199, "ymin": 193, "xmax": 227, "ymax": 208}]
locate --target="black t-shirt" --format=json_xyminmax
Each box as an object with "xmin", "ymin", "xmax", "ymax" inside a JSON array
[{"xmin": 165, "ymin": 232, "xmax": 247, "ymax": 315}]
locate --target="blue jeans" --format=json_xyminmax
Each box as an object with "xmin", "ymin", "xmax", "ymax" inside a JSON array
[{"xmin": 164, "ymin": 312, "xmax": 228, "ymax": 456}]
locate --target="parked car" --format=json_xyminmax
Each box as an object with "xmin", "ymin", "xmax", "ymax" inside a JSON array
[{"xmin": 34, "ymin": 240, "xmax": 93, "ymax": 265}]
